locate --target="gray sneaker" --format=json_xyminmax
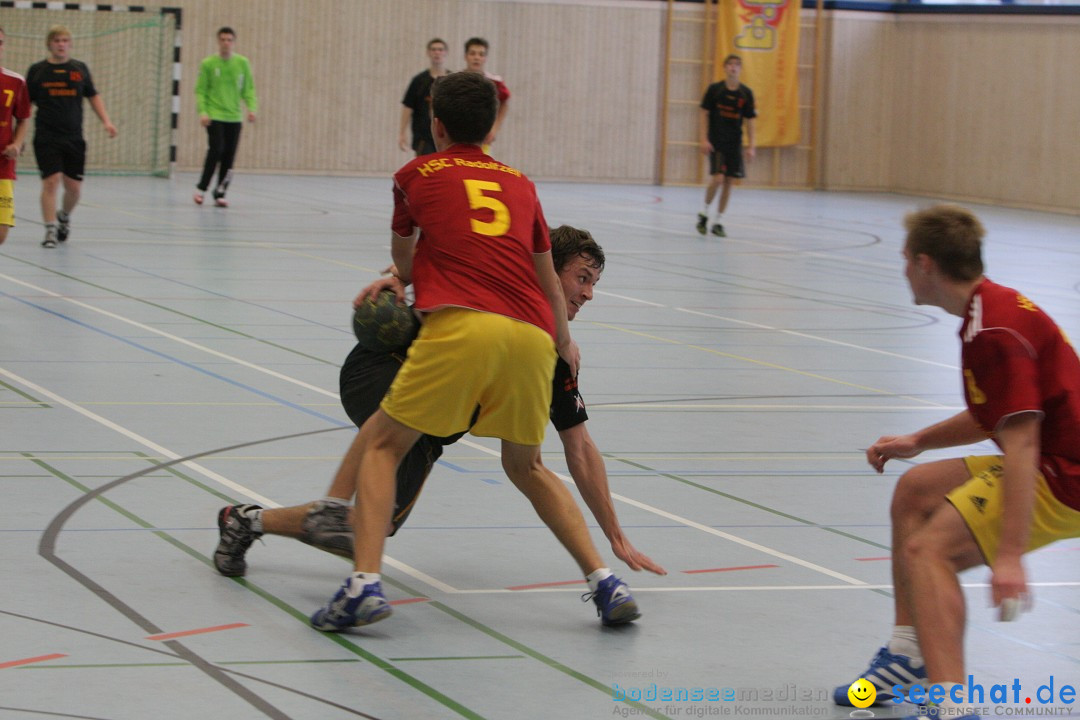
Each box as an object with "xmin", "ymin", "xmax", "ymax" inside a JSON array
[
  {"xmin": 42, "ymin": 226, "xmax": 58, "ymax": 248},
  {"xmin": 299, "ymin": 501, "xmax": 354, "ymax": 558},
  {"xmin": 57, "ymin": 210, "xmax": 70, "ymax": 243},
  {"xmin": 214, "ymin": 504, "xmax": 262, "ymax": 577}
]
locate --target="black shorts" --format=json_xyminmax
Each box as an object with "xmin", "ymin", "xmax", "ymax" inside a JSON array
[
  {"xmin": 33, "ymin": 134, "xmax": 87, "ymax": 181},
  {"xmin": 339, "ymin": 343, "xmax": 465, "ymax": 534},
  {"xmin": 708, "ymin": 140, "xmax": 745, "ymax": 179}
]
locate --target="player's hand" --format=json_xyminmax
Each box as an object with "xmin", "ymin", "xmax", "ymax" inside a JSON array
[
  {"xmin": 398, "ymin": 135, "xmax": 410, "ymax": 152},
  {"xmin": 355, "ymin": 275, "xmax": 406, "ymax": 307},
  {"xmin": 700, "ymin": 140, "xmax": 714, "ymax": 155},
  {"xmin": 612, "ymin": 536, "xmax": 667, "ymax": 576},
  {"xmin": 2, "ymin": 144, "xmax": 18, "ymax": 159},
  {"xmin": 200, "ymin": 116, "xmax": 211, "ymax": 128},
  {"xmin": 557, "ymin": 338, "xmax": 580, "ymax": 378},
  {"xmin": 991, "ymin": 554, "xmax": 1030, "ymax": 621},
  {"xmin": 104, "ymin": 122, "xmax": 118, "ymax": 138},
  {"xmin": 247, "ymin": 111, "xmax": 257, "ymax": 123},
  {"xmin": 865, "ymin": 434, "xmax": 921, "ymax": 473},
  {"xmin": 746, "ymin": 146, "xmax": 756, "ymax": 162}
]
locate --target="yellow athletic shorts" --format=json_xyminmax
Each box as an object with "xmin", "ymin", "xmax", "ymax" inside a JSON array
[
  {"xmin": 0, "ymin": 179, "xmax": 14, "ymax": 227},
  {"xmin": 380, "ymin": 307, "xmax": 556, "ymax": 446},
  {"xmin": 947, "ymin": 455, "xmax": 1080, "ymax": 564}
]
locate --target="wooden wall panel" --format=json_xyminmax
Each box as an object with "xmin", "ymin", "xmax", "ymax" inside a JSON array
[{"xmin": 173, "ymin": 0, "xmax": 664, "ymax": 183}]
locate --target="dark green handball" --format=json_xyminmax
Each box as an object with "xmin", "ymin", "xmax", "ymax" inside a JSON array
[{"xmin": 352, "ymin": 291, "xmax": 420, "ymax": 353}]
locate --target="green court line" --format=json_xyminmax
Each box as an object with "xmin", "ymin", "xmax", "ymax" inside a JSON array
[
  {"xmin": 387, "ymin": 655, "xmax": 524, "ymax": 662},
  {"xmin": 607, "ymin": 455, "xmax": 895, "ymax": 600},
  {"xmin": 0, "ymin": 254, "xmax": 339, "ymax": 366},
  {"xmin": 31, "ymin": 450, "xmax": 671, "ymax": 719},
  {"xmin": 28, "ymin": 453, "xmax": 488, "ymax": 720},
  {"xmin": 0, "ymin": 378, "xmax": 50, "ymax": 407}
]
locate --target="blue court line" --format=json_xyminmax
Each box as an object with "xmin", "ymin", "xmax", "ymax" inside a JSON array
[
  {"xmin": 1, "ymin": 289, "xmax": 351, "ymax": 428},
  {"xmin": 83, "ymin": 252, "xmax": 355, "ymax": 335}
]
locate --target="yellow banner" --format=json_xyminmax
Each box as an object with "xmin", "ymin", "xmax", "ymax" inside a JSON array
[{"xmin": 716, "ymin": 0, "xmax": 800, "ymax": 147}]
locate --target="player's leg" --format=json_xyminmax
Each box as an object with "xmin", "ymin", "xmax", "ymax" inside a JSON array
[
  {"xmin": 0, "ymin": 179, "xmax": 14, "ymax": 245},
  {"xmin": 38, "ymin": 172, "xmax": 61, "ymax": 247},
  {"xmin": 56, "ymin": 171, "xmax": 82, "ymax": 243},
  {"xmin": 310, "ymin": 410, "xmax": 419, "ymax": 631},
  {"xmin": 698, "ymin": 153, "xmax": 723, "ymax": 234},
  {"xmin": 213, "ymin": 122, "xmax": 242, "ymax": 204},
  {"xmin": 196, "ymin": 121, "xmax": 224, "ymax": 202},
  {"xmin": 833, "ymin": 458, "xmax": 970, "ymax": 706}
]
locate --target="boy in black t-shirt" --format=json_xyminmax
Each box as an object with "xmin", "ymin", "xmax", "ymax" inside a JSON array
[
  {"xmin": 25, "ymin": 25, "xmax": 116, "ymax": 248},
  {"xmin": 398, "ymin": 38, "xmax": 449, "ymax": 156},
  {"xmin": 697, "ymin": 54, "xmax": 756, "ymax": 238}
]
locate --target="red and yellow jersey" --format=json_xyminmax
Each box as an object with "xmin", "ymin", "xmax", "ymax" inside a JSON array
[
  {"xmin": 0, "ymin": 68, "xmax": 31, "ymax": 180},
  {"xmin": 391, "ymin": 143, "xmax": 554, "ymax": 337},
  {"xmin": 960, "ymin": 278, "xmax": 1080, "ymax": 509}
]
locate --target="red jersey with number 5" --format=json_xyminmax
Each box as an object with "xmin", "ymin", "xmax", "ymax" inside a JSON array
[
  {"xmin": 0, "ymin": 68, "xmax": 31, "ymax": 180},
  {"xmin": 960, "ymin": 278, "xmax": 1080, "ymax": 510},
  {"xmin": 391, "ymin": 143, "xmax": 554, "ymax": 337}
]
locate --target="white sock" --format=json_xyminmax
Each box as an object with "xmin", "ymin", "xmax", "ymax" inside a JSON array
[
  {"xmin": 887, "ymin": 625, "xmax": 922, "ymax": 662},
  {"xmin": 347, "ymin": 572, "xmax": 380, "ymax": 597},
  {"xmin": 586, "ymin": 568, "xmax": 613, "ymax": 592},
  {"xmin": 245, "ymin": 507, "xmax": 264, "ymax": 534}
]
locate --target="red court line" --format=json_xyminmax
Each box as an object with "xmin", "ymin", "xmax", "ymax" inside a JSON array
[
  {"xmin": 507, "ymin": 579, "xmax": 586, "ymax": 591},
  {"xmin": 146, "ymin": 622, "xmax": 249, "ymax": 641},
  {"xmin": 855, "ymin": 556, "xmax": 891, "ymax": 562},
  {"xmin": 0, "ymin": 653, "xmax": 68, "ymax": 670},
  {"xmin": 682, "ymin": 564, "xmax": 778, "ymax": 574},
  {"xmin": 390, "ymin": 597, "xmax": 430, "ymax": 606}
]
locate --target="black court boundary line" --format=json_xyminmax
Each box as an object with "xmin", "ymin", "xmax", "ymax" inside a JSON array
[{"xmin": 35, "ymin": 427, "xmax": 389, "ymax": 720}]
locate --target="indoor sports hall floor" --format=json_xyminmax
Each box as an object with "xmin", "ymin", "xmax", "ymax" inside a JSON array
[{"xmin": 1, "ymin": 174, "xmax": 1078, "ymax": 720}]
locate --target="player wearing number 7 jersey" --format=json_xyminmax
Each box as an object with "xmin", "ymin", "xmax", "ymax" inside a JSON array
[{"xmin": 311, "ymin": 71, "xmax": 641, "ymax": 632}]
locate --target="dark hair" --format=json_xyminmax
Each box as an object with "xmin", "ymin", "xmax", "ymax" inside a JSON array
[
  {"xmin": 217, "ymin": 27, "xmax": 236, "ymax": 38},
  {"xmin": 904, "ymin": 204, "xmax": 985, "ymax": 282},
  {"xmin": 723, "ymin": 54, "xmax": 742, "ymax": 66},
  {"xmin": 550, "ymin": 225, "xmax": 605, "ymax": 274},
  {"xmin": 465, "ymin": 37, "xmax": 488, "ymax": 53},
  {"xmin": 430, "ymin": 72, "xmax": 497, "ymax": 145},
  {"xmin": 427, "ymin": 37, "xmax": 447, "ymax": 51}
]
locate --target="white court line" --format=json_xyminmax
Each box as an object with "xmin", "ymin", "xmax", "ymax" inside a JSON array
[
  {"xmin": 449, "ymin": 581, "xmax": 1080, "ymax": 594},
  {"xmin": 457, "ymin": 438, "xmax": 867, "ymax": 587},
  {"xmin": 594, "ymin": 404, "xmax": 966, "ymax": 411},
  {"xmin": 678, "ymin": 307, "xmax": 959, "ymax": 370},
  {"xmin": 3, "ymin": 271, "xmax": 871, "ymax": 591}
]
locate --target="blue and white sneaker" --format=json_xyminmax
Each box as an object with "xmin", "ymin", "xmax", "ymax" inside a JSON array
[
  {"xmin": 583, "ymin": 575, "xmax": 641, "ymax": 626},
  {"xmin": 310, "ymin": 578, "xmax": 392, "ymax": 631},
  {"xmin": 833, "ymin": 646, "xmax": 927, "ymax": 706}
]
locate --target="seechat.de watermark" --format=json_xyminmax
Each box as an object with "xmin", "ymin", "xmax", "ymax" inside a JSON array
[{"xmin": 893, "ymin": 675, "xmax": 1076, "ymax": 716}]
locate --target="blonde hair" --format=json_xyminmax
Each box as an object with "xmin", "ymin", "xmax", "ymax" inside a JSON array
[
  {"xmin": 904, "ymin": 204, "xmax": 985, "ymax": 282},
  {"xmin": 46, "ymin": 25, "xmax": 72, "ymax": 44}
]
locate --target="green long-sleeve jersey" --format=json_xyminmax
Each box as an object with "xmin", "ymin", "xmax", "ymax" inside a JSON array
[{"xmin": 195, "ymin": 53, "xmax": 257, "ymax": 122}]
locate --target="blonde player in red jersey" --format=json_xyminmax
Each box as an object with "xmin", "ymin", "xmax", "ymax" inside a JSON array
[
  {"xmin": 833, "ymin": 205, "xmax": 1080, "ymax": 720},
  {"xmin": 311, "ymin": 72, "xmax": 641, "ymax": 632},
  {"xmin": 0, "ymin": 26, "xmax": 31, "ymax": 245}
]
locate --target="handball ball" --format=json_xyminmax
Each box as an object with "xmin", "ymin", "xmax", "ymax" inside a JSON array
[{"xmin": 352, "ymin": 291, "xmax": 420, "ymax": 353}]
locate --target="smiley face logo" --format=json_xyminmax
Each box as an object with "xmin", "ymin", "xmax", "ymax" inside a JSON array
[{"xmin": 847, "ymin": 678, "xmax": 876, "ymax": 708}]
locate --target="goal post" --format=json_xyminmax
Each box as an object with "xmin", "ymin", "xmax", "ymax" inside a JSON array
[{"xmin": 1, "ymin": 3, "xmax": 180, "ymax": 177}]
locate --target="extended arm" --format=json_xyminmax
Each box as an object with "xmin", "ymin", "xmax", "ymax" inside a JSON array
[
  {"xmin": 745, "ymin": 118, "xmax": 756, "ymax": 160},
  {"xmin": 866, "ymin": 409, "xmax": 987, "ymax": 473},
  {"xmin": 559, "ymin": 422, "xmax": 665, "ymax": 575},
  {"xmin": 991, "ymin": 412, "xmax": 1041, "ymax": 610},
  {"xmin": 390, "ymin": 230, "xmax": 418, "ymax": 287}
]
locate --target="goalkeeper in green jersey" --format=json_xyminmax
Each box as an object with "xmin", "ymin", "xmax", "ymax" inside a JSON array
[{"xmin": 194, "ymin": 27, "xmax": 257, "ymax": 208}]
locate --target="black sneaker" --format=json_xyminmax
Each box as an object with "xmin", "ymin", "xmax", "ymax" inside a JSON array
[
  {"xmin": 711, "ymin": 223, "xmax": 726, "ymax": 237},
  {"xmin": 696, "ymin": 213, "xmax": 708, "ymax": 235},
  {"xmin": 214, "ymin": 504, "xmax": 263, "ymax": 577},
  {"xmin": 56, "ymin": 211, "xmax": 70, "ymax": 243},
  {"xmin": 41, "ymin": 226, "xmax": 58, "ymax": 248},
  {"xmin": 299, "ymin": 501, "xmax": 354, "ymax": 558}
]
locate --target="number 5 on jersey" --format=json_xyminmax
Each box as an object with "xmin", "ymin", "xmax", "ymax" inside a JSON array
[{"xmin": 464, "ymin": 179, "xmax": 510, "ymax": 237}]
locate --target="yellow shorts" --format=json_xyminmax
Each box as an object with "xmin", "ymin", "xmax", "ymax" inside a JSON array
[
  {"xmin": 0, "ymin": 179, "xmax": 14, "ymax": 227},
  {"xmin": 381, "ymin": 307, "xmax": 556, "ymax": 446},
  {"xmin": 947, "ymin": 455, "xmax": 1080, "ymax": 564}
]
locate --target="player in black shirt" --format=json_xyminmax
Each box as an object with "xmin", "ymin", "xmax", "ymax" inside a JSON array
[
  {"xmin": 697, "ymin": 54, "xmax": 756, "ymax": 238},
  {"xmin": 25, "ymin": 25, "xmax": 116, "ymax": 248},
  {"xmin": 398, "ymin": 38, "xmax": 449, "ymax": 156},
  {"xmin": 213, "ymin": 225, "xmax": 666, "ymax": 579}
]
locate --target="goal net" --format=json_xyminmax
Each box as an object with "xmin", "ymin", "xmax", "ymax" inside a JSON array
[{"xmin": 1, "ymin": 4, "xmax": 178, "ymax": 177}]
